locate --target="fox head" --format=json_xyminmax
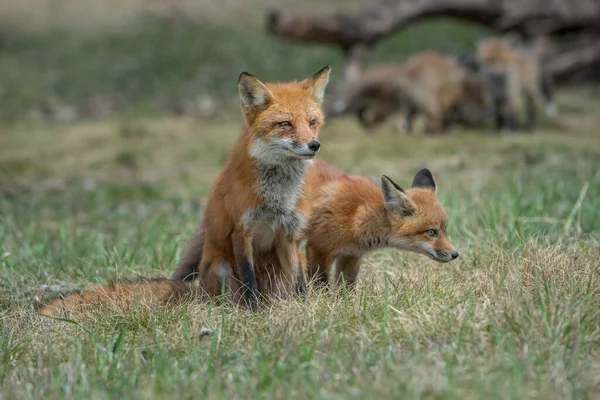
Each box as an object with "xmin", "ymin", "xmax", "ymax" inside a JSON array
[
  {"xmin": 380, "ymin": 169, "xmax": 458, "ymax": 263},
  {"xmin": 238, "ymin": 66, "xmax": 331, "ymax": 163},
  {"xmin": 477, "ymin": 39, "xmax": 512, "ymax": 93},
  {"xmin": 477, "ymin": 38, "xmax": 513, "ymax": 74}
]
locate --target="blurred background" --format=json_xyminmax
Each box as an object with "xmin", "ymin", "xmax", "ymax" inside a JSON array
[{"xmin": 0, "ymin": 0, "xmax": 495, "ymax": 122}]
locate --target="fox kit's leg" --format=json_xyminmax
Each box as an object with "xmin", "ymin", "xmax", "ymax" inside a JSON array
[
  {"xmin": 334, "ymin": 255, "xmax": 361, "ymax": 288},
  {"xmin": 506, "ymin": 69, "xmax": 524, "ymax": 131},
  {"xmin": 524, "ymin": 77, "xmax": 542, "ymax": 130},
  {"xmin": 232, "ymin": 231, "xmax": 259, "ymax": 309},
  {"xmin": 424, "ymin": 97, "xmax": 444, "ymax": 133},
  {"xmin": 541, "ymin": 70, "xmax": 557, "ymax": 117},
  {"xmin": 393, "ymin": 106, "xmax": 417, "ymax": 134},
  {"xmin": 499, "ymin": 93, "xmax": 518, "ymax": 132},
  {"xmin": 494, "ymin": 98, "xmax": 506, "ymax": 131},
  {"xmin": 298, "ymin": 250, "xmax": 307, "ymax": 293},
  {"xmin": 274, "ymin": 237, "xmax": 306, "ymax": 296},
  {"xmin": 306, "ymin": 244, "xmax": 333, "ymax": 287},
  {"xmin": 524, "ymin": 90, "xmax": 537, "ymax": 130},
  {"xmin": 506, "ymin": 98, "xmax": 522, "ymax": 131}
]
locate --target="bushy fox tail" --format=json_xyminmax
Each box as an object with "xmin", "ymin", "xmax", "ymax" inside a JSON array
[
  {"xmin": 38, "ymin": 278, "xmax": 197, "ymax": 317},
  {"xmin": 171, "ymin": 223, "xmax": 205, "ymax": 282}
]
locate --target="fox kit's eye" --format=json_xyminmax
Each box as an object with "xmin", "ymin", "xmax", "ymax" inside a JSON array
[
  {"xmin": 309, "ymin": 119, "xmax": 317, "ymax": 126},
  {"xmin": 278, "ymin": 121, "xmax": 292, "ymax": 128},
  {"xmin": 427, "ymin": 229, "xmax": 438, "ymax": 237}
]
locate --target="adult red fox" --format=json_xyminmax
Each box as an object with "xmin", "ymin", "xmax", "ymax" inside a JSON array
[
  {"xmin": 39, "ymin": 67, "xmax": 332, "ymax": 315},
  {"xmin": 174, "ymin": 66, "xmax": 331, "ymax": 307}
]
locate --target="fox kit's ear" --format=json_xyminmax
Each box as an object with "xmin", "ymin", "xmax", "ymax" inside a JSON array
[
  {"xmin": 381, "ymin": 175, "xmax": 415, "ymax": 216},
  {"xmin": 238, "ymin": 72, "xmax": 274, "ymax": 114},
  {"xmin": 304, "ymin": 65, "xmax": 331, "ymax": 103},
  {"xmin": 412, "ymin": 168, "xmax": 436, "ymax": 192}
]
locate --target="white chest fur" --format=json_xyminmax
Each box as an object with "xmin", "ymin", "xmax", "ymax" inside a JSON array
[{"xmin": 242, "ymin": 159, "xmax": 309, "ymax": 247}]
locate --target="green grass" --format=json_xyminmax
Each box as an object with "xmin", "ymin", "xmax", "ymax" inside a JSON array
[{"xmin": 1, "ymin": 87, "xmax": 599, "ymax": 398}]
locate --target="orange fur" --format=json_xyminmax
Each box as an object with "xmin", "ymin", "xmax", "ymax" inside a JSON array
[
  {"xmin": 40, "ymin": 68, "xmax": 334, "ymax": 316},
  {"xmin": 342, "ymin": 51, "xmax": 484, "ymax": 133},
  {"xmin": 38, "ymin": 162, "xmax": 454, "ymax": 315},
  {"xmin": 477, "ymin": 38, "xmax": 550, "ymax": 130},
  {"xmin": 305, "ymin": 167, "xmax": 458, "ymax": 287},
  {"xmin": 38, "ymin": 278, "xmax": 194, "ymax": 317},
  {"xmin": 174, "ymin": 67, "xmax": 332, "ymax": 308}
]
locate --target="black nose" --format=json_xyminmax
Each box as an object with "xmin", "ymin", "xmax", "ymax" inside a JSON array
[
  {"xmin": 308, "ymin": 140, "xmax": 321, "ymax": 152},
  {"xmin": 451, "ymin": 251, "xmax": 459, "ymax": 260}
]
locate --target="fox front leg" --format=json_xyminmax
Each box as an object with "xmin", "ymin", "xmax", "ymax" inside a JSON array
[
  {"xmin": 232, "ymin": 232, "xmax": 259, "ymax": 309},
  {"xmin": 275, "ymin": 237, "xmax": 305, "ymax": 296},
  {"xmin": 296, "ymin": 250, "xmax": 308, "ymax": 295}
]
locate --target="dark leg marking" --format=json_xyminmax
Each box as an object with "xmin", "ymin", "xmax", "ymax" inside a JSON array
[
  {"xmin": 295, "ymin": 266, "xmax": 307, "ymax": 296},
  {"xmin": 241, "ymin": 257, "xmax": 259, "ymax": 310}
]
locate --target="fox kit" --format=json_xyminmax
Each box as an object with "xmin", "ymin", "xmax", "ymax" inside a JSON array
[
  {"xmin": 305, "ymin": 167, "xmax": 458, "ymax": 287},
  {"xmin": 173, "ymin": 66, "xmax": 331, "ymax": 307},
  {"xmin": 339, "ymin": 51, "xmax": 485, "ymax": 133},
  {"xmin": 477, "ymin": 37, "xmax": 555, "ymax": 131}
]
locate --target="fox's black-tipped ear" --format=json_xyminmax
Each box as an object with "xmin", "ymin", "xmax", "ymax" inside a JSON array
[
  {"xmin": 238, "ymin": 72, "xmax": 274, "ymax": 114},
  {"xmin": 412, "ymin": 169, "xmax": 436, "ymax": 192},
  {"xmin": 381, "ymin": 175, "xmax": 415, "ymax": 216},
  {"xmin": 304, "ymin": 65, "xmax": 331, "ymax": 103}
]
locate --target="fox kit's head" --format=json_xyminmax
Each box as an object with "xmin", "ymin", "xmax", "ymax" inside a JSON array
[
  {"xmin": 238, "ymin": 66, "xmax": 331, "ymax": 163},
  {"xmin": 380, "ymin": 169, "xmax": 458, "ymax": 263},
  {"xmin": 477, "ymin": 39, "xmax": 514, "ymax": 97},
  {"xmin": 477, "ymin": 38, "xmax": 513, "ymax": 74}
]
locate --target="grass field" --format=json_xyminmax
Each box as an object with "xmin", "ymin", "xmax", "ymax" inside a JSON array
[{"xmin": 1, "ymin": 85, "xmax": 599, "ymax": 399}]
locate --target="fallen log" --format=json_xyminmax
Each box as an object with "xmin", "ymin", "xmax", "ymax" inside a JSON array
[
  {"xmin": 268, "ymin": 0, "xmax": 600, "ymax": 46},
  {"xmin": 267, "ymin": 0, "xmax": 600, "ymax": 83}
]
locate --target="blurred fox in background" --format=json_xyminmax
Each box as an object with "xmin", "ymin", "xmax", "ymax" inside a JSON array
[
  {"xmin": 332, "ymin": 51, "xmax": 486, "ymax": 134},
  {"xmin": 477, "ymin": 36, "xmax": 557, "ymax": 131}
]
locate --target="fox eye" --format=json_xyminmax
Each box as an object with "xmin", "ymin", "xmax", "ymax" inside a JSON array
[
  {"xmin": 278, "ymin": 121, "xmax": 292, "ymax": 128},
  {"xmin": 309, "ymin": 119, "xmax": 317, "ymax": 126},
  {"xmin": 427, "ymin": 229, "xmax": 438, "ymax": 237}
]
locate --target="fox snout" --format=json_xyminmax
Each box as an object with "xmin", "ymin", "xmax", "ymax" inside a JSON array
[
  {"xmin": 251, "ymin": 137, "xmax": 321, "ymax": 162},
  {"xmin": 434, "ymin": 249, "xmax": 459, "ymax": 263},
  {"xmin": 292, "ymin": 139, "xmax": 320, "ymax": 159},
  {"xmin": 409, "ymin": 241, "xmax": 459, "ymax": 264},
  {"xmin": 307, "ymin": 140, "xmax": 321, "ymax": 152}
]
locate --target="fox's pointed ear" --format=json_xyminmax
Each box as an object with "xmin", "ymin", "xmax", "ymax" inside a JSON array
[
  {"xmin": 381, "ymin": 175, "xmax": 415, "ymax": 216},
  {"xmin": 304, "ymin": 66, "xmax": 331, "ymax": 103},
  {"xmin": 238, "ymin": 72, "xmax": 274, "ymax": 114},
  {"xmin": 411, "ymin": 169, "xmax": 436, "ymax": 192}
]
